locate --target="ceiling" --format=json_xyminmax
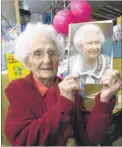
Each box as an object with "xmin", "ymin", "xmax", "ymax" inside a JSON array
[
  {"xmin": 23, "ymin": 0, "xmax": 52, "ymax": 14},
  {"xmin": 23, "ymin": 1, "xmax": 122, "ymax": 14},
  {"xmin": 21, "ymin": 0, "xmax": 122, "ymax": 25},
  {"xmin": 1, "ymin": 0, "xmax": 121, "ymax": 28}
]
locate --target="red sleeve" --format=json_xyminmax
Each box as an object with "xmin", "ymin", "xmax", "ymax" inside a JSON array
[
  {"xmin": 80, "ymin": 93, "xmax": 116, "ymax": 145},
  {"xmin": 4, "ymin": 82, "xmax": 75, "ymax": 146}
]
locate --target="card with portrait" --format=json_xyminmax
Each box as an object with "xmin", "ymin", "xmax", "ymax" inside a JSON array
[{"xmin": 68, "ymin": 20, "xmax": 113, "ymax": 85}]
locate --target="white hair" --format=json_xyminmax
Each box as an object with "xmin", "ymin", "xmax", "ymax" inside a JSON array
[
  {"xmin": 14, "ymin": 23, "xmax": 64, "ymax": 64},
  {"xmin": 73, "ymin": 24, "xmax": 105, "ymax": 52}
]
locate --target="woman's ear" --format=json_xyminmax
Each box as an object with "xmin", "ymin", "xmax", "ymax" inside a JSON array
[{"xmin": 24, "ymin": 57, "xmax": 32, "ymax": 71}]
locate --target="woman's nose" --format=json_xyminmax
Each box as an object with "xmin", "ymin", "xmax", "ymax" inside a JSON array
[
  {"xmin": 92, "ymin": 43, "xmax": 98, "ymax": 48},
  {"xmin": 43, "ymin": 53, "xmax": 51, "ymax": 63}
]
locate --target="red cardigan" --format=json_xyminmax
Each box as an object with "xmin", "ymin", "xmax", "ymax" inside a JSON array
[{"xmin": 4, "ymin": 74, "xmax": 116, "ymax": 146}]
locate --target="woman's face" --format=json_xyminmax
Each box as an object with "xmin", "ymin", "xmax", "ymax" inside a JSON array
[
  {"xmin": 26, "ymin": 34, "xmax": 60, "ymax": 80},
  {"xmin": 81, "ymin": 31, "xmax": 102, "ymax": 59}
]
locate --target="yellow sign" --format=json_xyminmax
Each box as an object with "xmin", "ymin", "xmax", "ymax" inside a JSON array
[{"xmin": 6, "ymin": 54, "xmax": 30, "ymax": 82}]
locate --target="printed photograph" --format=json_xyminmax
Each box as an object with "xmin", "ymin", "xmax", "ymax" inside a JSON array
[{"xmin": 68, "ymin": 20, "xmax": 113, "ymax": 84}]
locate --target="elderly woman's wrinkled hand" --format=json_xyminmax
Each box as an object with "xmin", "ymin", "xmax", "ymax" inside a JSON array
[
  {"xmin": 58, "ymin": 74, "xmax": 81, "ymax": 102},
  {"xmin": 100, "ymin": 69, "xmax": 122, "ymax": 102}
]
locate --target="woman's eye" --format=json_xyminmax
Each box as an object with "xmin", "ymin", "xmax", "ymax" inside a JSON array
[
  {"xmin": 49, "ymin": 51, "xmax": 56, "ymax": 55},
  {"xmin": 88, "ymin": 42, "xmax": 92, "ymax": 45},
  {"xmin": 36, "ymin": 53, "xmax": 41, "ymax": 56},
  {"xmin": 96, "ymin": 41, "xmax": 100, "ymax": 44},
  {"xmin": 34, "ymin": 52, "xmax": 42, "ymax": 56},
  {"xmin": 49, "ymin": 52, "xmax": 54, "ymax": 56}
]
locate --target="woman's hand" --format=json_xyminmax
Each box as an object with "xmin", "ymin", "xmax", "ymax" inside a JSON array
[
  {"xmin": 58, "ymin": 74, "xmax": 81, "ymax": 102},
  {"xmin": 100, "ymin": 69, "xmax": 122, "ymax": 102}
]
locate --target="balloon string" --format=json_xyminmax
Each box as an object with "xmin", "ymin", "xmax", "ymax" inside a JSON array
[
  {"xmin": 63, "ymin": 1, "xmax": 66, "ymax": 8},
  {"xmin": 66, "ymin": 4, "xmax": 70, "ymax": 10}
]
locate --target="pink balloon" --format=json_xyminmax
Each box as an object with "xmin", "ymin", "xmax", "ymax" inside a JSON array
[
  {"xmin": 70, "ymin": 0, "xmax": 92, "ymax": 23},
  {"xmin": 53, "ymin": 9, "xmax": 73, "ymax": 35}
]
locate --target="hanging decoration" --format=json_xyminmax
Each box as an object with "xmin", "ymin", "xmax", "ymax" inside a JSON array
[
  {"xmin": 53, "ymin": 0, "xmax": 92, "ymax": 35},
  {"xmin": 53, "ymin": 9, "xmax": 73, "ymax": 35},
  {"xmin": 70, "ymin": 0, "xmax": 92, "ymax": 23}
]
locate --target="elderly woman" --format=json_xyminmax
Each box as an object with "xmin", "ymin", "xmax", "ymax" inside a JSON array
[
  {"xmin": 69, "ymin": 23, "xmax": 112, "ymax": 84},
  {"xmin": 5, "ymin": 23, "xmax": 121, "ymax": 146}
]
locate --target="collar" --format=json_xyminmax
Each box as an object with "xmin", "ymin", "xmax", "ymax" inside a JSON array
[
  {"xmin": 74, "ymin": 54, "xmax": 105, "ymax": 79},
  {"xmin": 33, "ymin": 75, "xmax": 60, "ymax": 97}
]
